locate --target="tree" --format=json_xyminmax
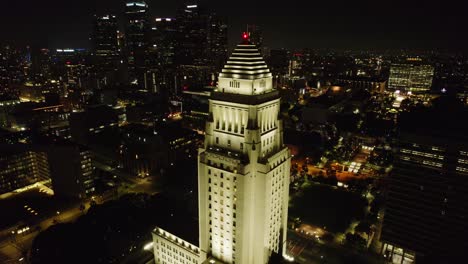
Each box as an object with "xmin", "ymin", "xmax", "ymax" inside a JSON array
[
  {"xmin": 355, "ymin": 221, "xmax": 371, "ymax": 241},
  {"xmin": 345, "ymin": 233, "xmax": 367, "ymax": 251}
]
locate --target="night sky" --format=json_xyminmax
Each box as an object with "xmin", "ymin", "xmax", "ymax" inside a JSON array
[{"xmin": 0, "ymin": 0, "xmax": 466, "ymax": 51}]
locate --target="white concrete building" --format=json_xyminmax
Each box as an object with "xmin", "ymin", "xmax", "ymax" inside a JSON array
[
  {"xmin": 153, "ymin": 227, "xmax": 201, "ymax": 264},
  {"xmin": 198, "ymin": 38, "xmax": 291, "ymax": 264},
  {"xmin": 153, "ymin": 37, "xmax": 291, "ymax": 264}
]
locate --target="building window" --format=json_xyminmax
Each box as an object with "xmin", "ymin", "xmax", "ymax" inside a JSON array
[
  {"xmin": 216, "ymin": 137, "xmax": 219, "ymax": 144},
  {"xmin": 228, "ymin": 139, "xmax": 231, "ymax": 146},
  {"xmin": 240, "ymin": 143, "xmax": 243, "ymax": 150}
]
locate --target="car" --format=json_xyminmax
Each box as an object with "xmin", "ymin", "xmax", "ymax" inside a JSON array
[{"xmin": 15, "ymin": 225, "xmax": 30, "ymax": 235}]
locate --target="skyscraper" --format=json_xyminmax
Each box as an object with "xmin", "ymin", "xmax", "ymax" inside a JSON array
[
  {"xmin": 145, "ymin": 18, "xmax": 177, "ymax": 93},
  {"xmin": 91, "ymin": 14, "xmax": 120, "ymax": 88},
  {"xmin": 152, "ymin": 35, "xmax": 292, "ymax": 264},
  {"xmin": 388, "ymin": 57, "xmax": 434, "ymax": 93},
  {"xmin": 124, "ymin": 0, "xmax": 149, "ymax": 86},
  {"xmin": 246, "ymin": 25, "xmax": 263, "ymax": 46},
  {"xmin": 207, "ymin": 14, "xmax": 228, "ymax": 70},
  {"xmin": 149, "ymin": 18, "xmax": 177, "ymax": 69},
  {"xmin": 175, "ymin": 3, "xmax": 208, "ymax": 66},
  {"xmin": 198, "ymin": 35, "xmax": 291, "ymax": 264},
  {"xmin": 174, "ymin": 3, "xmax": 228, "ymax": 91}
]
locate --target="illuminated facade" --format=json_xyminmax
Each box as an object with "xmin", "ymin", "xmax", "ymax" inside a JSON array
[
  {"xmin": 198, "ymin": 38, "xmax": 291, "ymax": 264},
  {"xmin": 153, "ymin": 227, "xmax": 200, "ymax": 264},
  {"xmin": 388, "ymin": 58, "xmax": 434, "ymax": 93},
  {"xmin": 152, "ymin": 37, "xmax": 291, "ymax": 264}
]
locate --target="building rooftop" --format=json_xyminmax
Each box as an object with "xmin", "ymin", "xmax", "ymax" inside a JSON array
[
  {"xmin": 152, "ymin": 201, "xmax": 199, "ymax": 246},
  {"xmin": 219, "ymin": 43, "xmax": 272, "ymax": 80}
]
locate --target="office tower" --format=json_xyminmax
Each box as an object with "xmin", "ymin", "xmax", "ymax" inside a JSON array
[
  {"xmin": 175, "ymin": 4, "xmax": 228, "ymax": 67},
  {"xmin": 0, "ymin": 147, "xmax": 49, "ymax": 195},
  {"xmin": 388, "ymin": 58, "xmax": 434, "ymax": 93},
  {"xmin": 51, "ymin": 48, "xmax": 89, "ymax": 89},
  {"xmin": 174, "ymin": 3, "xmax": 228, "ymax": 92},
  {"xmin": 246, "ymin": 24, "xmax": 263, "ymax": 48},
  {"xmin": 149, "ymin": 18, "xmax": 177, "ymax": 69},
  {"xmin": 269, "ymin": 49, "xmax": 289, "ymax": 76},
  {"xmin": 152, "ymin": 35, "xmax": 291, "ymax": 264},
  {"xmin": 30, "ymin": 47, "xmax": 52, "ymax": 80},
  {"xmin": 207, "ymin": 14, "xmax": 228, "ymax": 70},
  {"xmin": 48, "ymin": 143, "xmax": 94, "ymax": 199},
  {"xmin": 69, "ymin": 105, "xmax": 119, "ymax": 145},
  {"xmin": 380, "ymin": 103, "xmax": 468, "ymax": 263},
  {"xmin": 145, "ymin": 18, "xmax": 178, "ymax": 93},
  {"xmin": 176, "ymin": 3, "xmax": 209, "ymax": 66},
  {"xmin": 0, "ymin": 140, "xmax": 95, "ymax": 199},
  {"xmin": 120, "ymin": 123, "xmax": 196, "ymax": 178},
  {"xmin": 125, "ymin": 0, "xmax": 149, "ymax": 86},
  {"xmin": 92, "ymin": 14, "xmax": 120, "ymax": 88}
]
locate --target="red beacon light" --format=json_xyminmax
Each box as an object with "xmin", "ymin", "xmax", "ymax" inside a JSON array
[{"xmin": 242, "ymin": 32, "xmax": 249, "ymax": 40}]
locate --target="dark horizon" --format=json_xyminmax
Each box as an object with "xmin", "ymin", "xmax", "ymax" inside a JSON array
[{"xmin": 0, "ymin": 0, "xmax": 467, "ymax": 52}]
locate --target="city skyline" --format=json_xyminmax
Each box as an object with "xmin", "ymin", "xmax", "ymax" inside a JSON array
[
  {"xmin": 0, "ymin": 0, "xmax": 467, "ymax": 51},
  {"xmin": 1, "ymin": 1, "xmax": 467, "ymax": 264}
]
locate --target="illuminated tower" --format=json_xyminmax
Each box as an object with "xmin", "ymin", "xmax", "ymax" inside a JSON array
[{"xmin": 198, "ymin": 34, "xmax": 291, "ymax": 264}]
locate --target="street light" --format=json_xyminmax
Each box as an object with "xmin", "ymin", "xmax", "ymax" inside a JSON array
[{"xmin": 143, "ymin": 242, "xmax": 153, "ymax": 251}]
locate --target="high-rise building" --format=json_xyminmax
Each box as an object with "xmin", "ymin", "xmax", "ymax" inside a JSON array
[
  {"xmin": 198, "ymin": 35, "xmax": 291, "ymax": 264},
  {"xmin": 152, "ymin": 35, "xmax": 292, "ymax": 264},
  {"xmin": 48, "ymin": 142, "xmax": 94, "ymax": 199},
  {"xmin": 145, "ymin": 17, "xmax": 178, "ymax": 93},
  {"xmin": 125, "ymin": 1, "xmax": 149, "ymax": 86},
  {"xmin": 388, "ymin": 58, "xmax": 434, "ymax": 93},
  {"xmin": 246, "ymin": 24, "xmax": 263, "ymax": 48},
  {"xmin": 0, "ymin": 141, "xmax": 94, "ymax": 199},
  {"xmin": 174, "ymin": 3, "xmax": 228, "ymax": 91},
  {"xmin": 148, "ymin": 18, "xmax": 177, "ymax": 69},
  {"xmin": 380, "ymin": 103, "xmax": 468, "ymax": 263},
  {"xmin": 207, "ymin": 14, "xmax": 228, "ymax": 70},
  {"xmin": 175, "ymin": 5, "xmax": 229, "ymax": 66},
  {"xmin": 51, "ymin": 48, "xmax": 89, "ymax": 89},
  {"xmin": 0, "ymin": 147, "xmax": 49, "ymax": 195},
  {"xmin": 176, "ymin": 3, "xmax": 208, "ymax": 66},
  {"xmin": 91, "ymin": 14, "xmax": 120, "ymax": 88},
  {"xmin": 30, "ymin": 47, "xmax": 52, "ymax": 80},
  {"xmin": 269, "ymin": 49, "xmax": 289, "ymax": 76}
]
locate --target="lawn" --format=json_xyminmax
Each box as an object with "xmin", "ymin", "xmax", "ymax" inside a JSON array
[{"xmin": 289, "ymin": 183, "xmax": 367, "ymax": 233}]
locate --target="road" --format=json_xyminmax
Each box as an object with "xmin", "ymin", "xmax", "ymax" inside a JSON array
[
  {"xmin": 0, "ymin": 161, "xmax": 160, "ymax": 264},
  {"xmin": 286, "ymin": 230, "xmax": 384, "ymax": 264},
  {"xmin": 0, "ymin": 199, "xmax": 96, "ymax": 264},
  {"xmin": 93, "ymin": 160, "xmax": 160, "ymax": 195}
]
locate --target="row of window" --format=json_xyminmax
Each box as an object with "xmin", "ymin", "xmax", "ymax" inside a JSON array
[
  {"xmin": 229, "ymin": 80, "xmax": 240, "ymax": 88},
  {"xmin": 155, "ymin": 239, "xmax": 197, "ymax": 264}
]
